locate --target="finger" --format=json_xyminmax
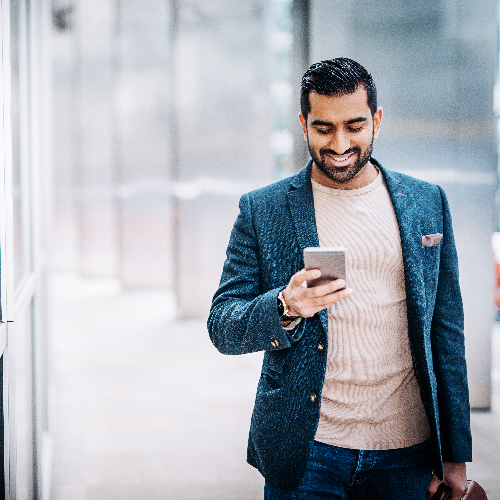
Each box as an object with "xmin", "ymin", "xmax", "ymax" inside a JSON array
[
  {"xmin": 461, "ymin": 483, "xmax": 468, "ymax": 499},
  {"xmin": 313, "ymin": 287, "xmax": 352, "ymax": 307},
  {"xmin": 301, "ymin": 287, "xmax": 352, "ymax": 315},
  {"xmin": 306, "ymin": 278, "xmax": 347, "ymax": 298},
  {"xmin": 290, "ymin": 268, "xmax": 321, "ymax": 286},
  {"xmin": 450, "ymin": 484, "xmax": 468, "ymax": 500},
  {"xmin": 426, "ymin": 474, "xmax": 442, "ymax": 498}
]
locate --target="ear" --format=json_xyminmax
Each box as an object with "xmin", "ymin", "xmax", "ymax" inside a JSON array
[
  {"xmin": 372, "ymin": 107, "xmax": 383, "ymax": 139},
  {"xmin": 298, "ymin": 112, "xmax": 308, "ymax": 142}
]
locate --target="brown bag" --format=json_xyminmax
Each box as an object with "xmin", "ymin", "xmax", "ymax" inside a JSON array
[{"xmin": 431, "ymin": 480, "xmax": 487, "ymax": 500}]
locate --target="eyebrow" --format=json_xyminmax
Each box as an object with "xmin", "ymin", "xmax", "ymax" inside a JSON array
[
  {"xmin": 346, "ymin": 116, "xmax": 368, "ymax": 124},
  {"xmin": 311, "ymin": 120, "xmax": 333, "ymax": 126},
  {"xmin": 311, "ymin": 116, "xmax": 369, "ymax": 127}
]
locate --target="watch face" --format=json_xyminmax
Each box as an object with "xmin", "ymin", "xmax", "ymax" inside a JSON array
[{"xmin": 277, "ymin": 296, "xmax": 285, "ymax": 317}]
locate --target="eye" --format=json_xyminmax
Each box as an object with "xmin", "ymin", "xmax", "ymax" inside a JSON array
[
  {"xmin": 347, "ymin": 125, "xmax": 364, "ymax": 133},
  {"xmin": 316, "ymin": 128, "xmax": 331, "ymax": 135}
]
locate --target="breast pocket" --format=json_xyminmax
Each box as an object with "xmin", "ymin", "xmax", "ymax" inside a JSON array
[
  {"xmin": 422, "ymin": 241, "xmax": 442, "ymax": 254},
  {"xmin": 422, "ymin": 242, "xmax": 441, "ymax": 264}
]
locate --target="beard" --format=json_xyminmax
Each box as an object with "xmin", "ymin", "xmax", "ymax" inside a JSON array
[{"xmin": 308, "ymin": 136, "xmax": 374, "ymax": 184}]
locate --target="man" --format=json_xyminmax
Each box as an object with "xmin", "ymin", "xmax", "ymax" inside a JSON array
[{"xmin": 208, "ymin": 58, "xmax": 472, "ymax": 500}]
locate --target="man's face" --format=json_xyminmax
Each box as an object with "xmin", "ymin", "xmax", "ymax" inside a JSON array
[{"xmin": 299, "ymin": 87, "xmax": 382, "ymax": 186}]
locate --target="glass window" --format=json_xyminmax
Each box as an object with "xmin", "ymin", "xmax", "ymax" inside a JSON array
[
  {"xmin": 13, "ymin": 301, "xmax": 35, "ymax": 500},
  {"xmin": 11, "ymin": 0, "xmax": 31, "ymax": 291}
]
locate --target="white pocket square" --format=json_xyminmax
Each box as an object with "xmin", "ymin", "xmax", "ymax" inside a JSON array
[{"xmin": 422, "ymin": 233, "xmax": 443, "ymax": 247}]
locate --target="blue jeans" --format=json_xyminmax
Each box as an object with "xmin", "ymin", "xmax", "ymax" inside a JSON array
[{"xmin": 264, "ymin": 439, "xmax": 433, "ymax": 500}]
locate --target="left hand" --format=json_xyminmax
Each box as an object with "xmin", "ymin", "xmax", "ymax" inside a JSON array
[{"xmin": 426, "ymin": 462, "xmax": 468, "ymax": 499}]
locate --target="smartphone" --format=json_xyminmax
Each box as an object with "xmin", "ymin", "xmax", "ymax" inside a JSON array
[{"xmin": 303, "ymin": 247, "xmax": 348, "ymax": 288}]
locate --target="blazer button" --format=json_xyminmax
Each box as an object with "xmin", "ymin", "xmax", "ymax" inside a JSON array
[
  {"xmin": 310, "ymin": 392, "xmax": 317, "ymax": 403},
  {"xmin": 317, "ymin": 342, "xmax": 324, "ymax": 351}
]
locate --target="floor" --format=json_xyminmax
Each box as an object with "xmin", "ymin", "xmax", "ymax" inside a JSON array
[
  {"xmin": 49, "ymin": 273, "xmax": 264, "ymax": 499},
  {"xmin": 49, "ymin": 273, "xmax": 500, "ymax": 499}
]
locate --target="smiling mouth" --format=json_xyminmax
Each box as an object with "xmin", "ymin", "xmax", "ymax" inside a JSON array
[{"xmin": 323, "ymin": 151, "xmax": 357, "ymax": 167}]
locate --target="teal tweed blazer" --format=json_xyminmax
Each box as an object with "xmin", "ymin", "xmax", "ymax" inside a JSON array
[{"xmin": 208, "ymin": 159, "xmax": 472, "ymax": 490}]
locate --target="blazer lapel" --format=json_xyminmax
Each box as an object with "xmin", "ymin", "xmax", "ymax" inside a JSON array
[
  {"xmin": 379, "ymin": 163, "xmax": 426, "ymax": 342},
  {"xmin": 286, "ymin": 162, "xmax": 329, "ymax": 335},
  {"xmin": 287, "ymin": 163, "xmax": 319, "ymax": 251}
]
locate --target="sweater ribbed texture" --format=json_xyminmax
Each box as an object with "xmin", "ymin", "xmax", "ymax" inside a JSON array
[{"xmin": 312, "ymin": 172, "xmax": 431, "ymax": 450}]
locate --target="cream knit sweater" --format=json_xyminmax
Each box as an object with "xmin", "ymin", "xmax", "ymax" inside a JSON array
[{"xmin": 312, "ymin": 172, "xmax": 431, "ymax": 450}]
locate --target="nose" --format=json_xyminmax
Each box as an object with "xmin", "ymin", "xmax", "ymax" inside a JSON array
[{"xmin": 329, "ymin": 130, "xmax": 351, "ymax": 154}]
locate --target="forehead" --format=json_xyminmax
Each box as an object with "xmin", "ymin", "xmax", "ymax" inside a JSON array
[{"xmin": 307, "ymin": 87, "xmax": 371, "ymax": 122}]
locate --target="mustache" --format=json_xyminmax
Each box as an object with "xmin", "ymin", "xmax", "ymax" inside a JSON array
[{"xmin": 320, "ymin": 147, "xmax": 360, "ymax": 156}]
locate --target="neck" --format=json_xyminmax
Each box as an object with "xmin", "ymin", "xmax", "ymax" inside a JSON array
[{"xmin": 310, "ymin": 161, "xmax": 378, "ymax": 190}]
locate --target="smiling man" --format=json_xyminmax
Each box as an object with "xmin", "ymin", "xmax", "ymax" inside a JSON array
[{"xmin": 208, "ymin": 58, "xmax": 472, "ymax": 500}]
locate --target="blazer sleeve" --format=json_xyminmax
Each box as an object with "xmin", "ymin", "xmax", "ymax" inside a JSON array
[
  {"xmin": 207, "ymin": 193, "xmax": 305, "ymax": 355},
  {"xmin": 430, "ymin": 186, "xmax": 472, "ymax": 463}
]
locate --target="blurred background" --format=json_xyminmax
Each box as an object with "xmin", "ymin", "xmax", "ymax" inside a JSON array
[{"xmin": 0, "ymin": 0, "xmax": 500, "ymax": 498}]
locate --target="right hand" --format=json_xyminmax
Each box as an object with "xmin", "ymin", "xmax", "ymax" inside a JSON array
[{"xmin": 282, "ymin": 268, "xmax": 353, "ymax": 318}]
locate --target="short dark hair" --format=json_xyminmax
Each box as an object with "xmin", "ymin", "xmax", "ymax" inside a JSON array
[{"xmin": 300, "ymin": 58, "xmax": 377, "ymax": 118}]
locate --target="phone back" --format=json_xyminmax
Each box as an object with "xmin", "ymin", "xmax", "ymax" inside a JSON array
[{"xmin": 304, "ymin": 247, "xmax": 347, "ymax": 288}]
